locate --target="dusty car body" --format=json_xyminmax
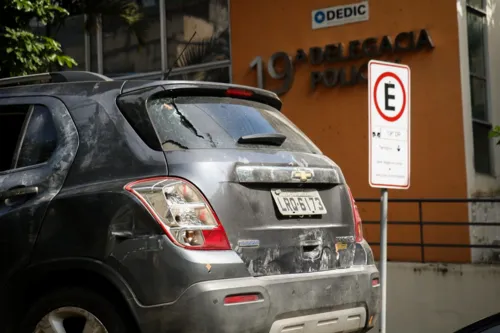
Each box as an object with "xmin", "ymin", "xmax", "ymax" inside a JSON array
[{"xmin": 0, "ymin": 72, "xmax": 380, "ymax": 333}]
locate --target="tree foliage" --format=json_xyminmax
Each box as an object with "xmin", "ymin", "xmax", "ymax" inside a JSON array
[
  {"xmin": 0, "ymin": 0, "xmax": 144, "ymax": 78},
  {"xmin": 0, "ymin": 0, "xmax": 77, "ymax": 77},
  {"xmin": 489, "ymin": 126, "xmax": 500, "ymax": 145}
]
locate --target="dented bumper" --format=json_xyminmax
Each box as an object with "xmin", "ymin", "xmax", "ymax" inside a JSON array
[{"xmin": 133, "ymin": 264, "xmax": 380, "ymax": 333}]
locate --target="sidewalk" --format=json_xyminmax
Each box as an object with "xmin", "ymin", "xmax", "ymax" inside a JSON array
[{"xmin": 367, "ymin": 262, "xmax": 500, "ymax": 333}]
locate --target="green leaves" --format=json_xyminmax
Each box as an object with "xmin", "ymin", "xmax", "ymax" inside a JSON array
[
  {"xmin": 0, "ymin": 0, "xmax": 145, "ymax": 78},
  {"xmin": 488, "ymin": 126, "xmax": 500, "ymax": 145},
  {"xmin": 120, "ymin": 2, "xmax": 143, "ymax": 26},
  {"xmin": 9, "ymin": 0, "xmax": 69, "ymax": 25},
  {"xmin": 0, "ymin": 0, "xmax": 77, "ymax": 77}
]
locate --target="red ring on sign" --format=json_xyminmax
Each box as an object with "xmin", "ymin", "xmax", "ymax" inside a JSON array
[{"xmin": 373, "ymin": 72, "xmax": 406, "ymax": 122}]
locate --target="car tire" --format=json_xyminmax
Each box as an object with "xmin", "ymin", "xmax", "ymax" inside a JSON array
[{"xmin": 19, "ymin": 287, "xmax": 131, "ymax": 333}]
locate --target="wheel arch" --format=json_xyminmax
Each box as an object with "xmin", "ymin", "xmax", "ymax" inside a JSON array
[{"xmin": 4, "ymin": 257, "xmax": 141, "ymax": 331}]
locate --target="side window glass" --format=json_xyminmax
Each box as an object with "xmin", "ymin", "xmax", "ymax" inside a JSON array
[
  {"xmin": 17, "ymin": 105, "xmax": 58, "ymax": 168},
  {"xmin": 0, "ymin": 104, "xmax": 31, "ymax": 172},
  {"xmin": 0, "ymin": 104, "xmax": 57, "ymax": 173}
]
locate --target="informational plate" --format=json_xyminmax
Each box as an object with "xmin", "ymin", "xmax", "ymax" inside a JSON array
[{"xmin": 271, "ymin": 189, "xmax": 327, "ymax": 216}]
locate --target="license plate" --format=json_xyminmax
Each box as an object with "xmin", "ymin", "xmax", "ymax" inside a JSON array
[{"xmin": 271, "ymin": 189, "xmax": 327, "ymax": 216}]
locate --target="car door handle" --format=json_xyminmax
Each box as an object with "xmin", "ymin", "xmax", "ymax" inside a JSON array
[{"xmin": 0, "ymin": 186, "xmax": 39, "ymax": 200}]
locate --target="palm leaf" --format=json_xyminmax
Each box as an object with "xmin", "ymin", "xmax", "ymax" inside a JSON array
[{"xmin": 175, "ymin": 30, "xmax": 229, "ymax": 68}]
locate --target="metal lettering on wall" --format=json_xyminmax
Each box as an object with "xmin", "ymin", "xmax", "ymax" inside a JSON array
[{"xmin": 249, "ymin": 29, "xmax": 433, "ymax": 96}]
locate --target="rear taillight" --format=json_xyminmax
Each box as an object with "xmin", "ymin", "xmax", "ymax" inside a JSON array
[
  {"xmin": 347, "ymin": 186, "xmax": 364, "ymax": 243},
  {"xmin": 125, "ymin": 177, "xmax": 231, "ymax": 250}
]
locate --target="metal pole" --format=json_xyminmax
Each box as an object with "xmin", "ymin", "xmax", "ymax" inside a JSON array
[
  {"xmin": 380, "ymin": 188, "xmax": 388, "ymax": 333},
  {"xmin": 418, "ymin": 201, "xmax": 425, "ymax": 263},
  {"xmin": 227, "ymin": 0, "xmax": 233, "ymax": 83},
  {"xmin": 159, "ymin": 0, "xmax": 167, "ymax": 79},
  {"xmin": 84, "ymin": 14, "xmax": 91, "ymax": 72},
  {"xmin": 96, "ymin": 14, "xmax": 104, "ymax": 74}
]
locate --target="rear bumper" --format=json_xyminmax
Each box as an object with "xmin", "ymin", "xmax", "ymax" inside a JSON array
[{"xmin": 133, "ymin": 265, "xmax": 380, "ymax": 333}]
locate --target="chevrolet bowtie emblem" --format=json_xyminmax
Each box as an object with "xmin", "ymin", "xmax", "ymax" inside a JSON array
[{"xmin": 292, "ymin": 170, "xmax": 313, "ymax": 182}]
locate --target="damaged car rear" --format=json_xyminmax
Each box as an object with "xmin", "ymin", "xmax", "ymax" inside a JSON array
[
  {"xmin": 1, "ymin": 76, "xmax": 380, "ymax": 333},
  {"xmin": 116, "ymin": 82, "xmax": 381, "ymax": 333}
]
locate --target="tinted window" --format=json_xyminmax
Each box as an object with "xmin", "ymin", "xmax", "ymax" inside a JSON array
[
  {"xmin": 204, "ymin": 102, "xmax": 277, "ymax": 138},
  {"xmin": 17, "ymin": 105, "xmax": 58, "ymax": 168},
  {"xmin": 0, "ymin": 104, "xmax": 57, "ymax": 172},
  {"xmin": 0, "ymin": 105, "xmax": 30, "ymax": 172},
  {"xmin": 146, "ymin": 96, "xmax": 321, "ymax": 153}
]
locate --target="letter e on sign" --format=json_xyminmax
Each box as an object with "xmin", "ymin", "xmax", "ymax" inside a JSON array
[{"xmin": 368, "ymin": 60, "xmax": 411, "ymax": 189}]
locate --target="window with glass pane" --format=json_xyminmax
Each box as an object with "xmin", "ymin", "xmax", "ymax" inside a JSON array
[
  {"xmin": 47, "ymin": 15, "xmax": 87, "ymax": 70},
  {"xmin": 473, "ymin": 121, "xmax": 492, "ymax": 174},
  {"xmin": 467, "ymin": 11, "xmax": 486, "ymax": 77},
  {"xmin": 102, "ymin": 1, "xmax": 162, "ymax": 76},
  {"xmin": 467, "ymin": 4, "xmax": 491, "ymax": 174},
  {"xmin": 166, "ymin": 0, "xmax": 230, "ymax": 68},
  {"xmin": 18, "ymin": 105, "xmax": 58, "ymax": 168},
  {"xmin": 169, "ymin": 66, "xmax": 230, "ymax": 83},
  {"xmin": 470, "ymin": 76, "xmax": 488, "ymax": 120},
  {"xmin": 467, "ymin": 0, "xmax": 484, "ymax": 10}
]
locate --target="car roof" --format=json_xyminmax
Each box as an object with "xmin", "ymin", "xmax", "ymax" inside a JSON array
[{"xmin": 0, "ymin": 71, "xmax": 283, "ymax": 110}]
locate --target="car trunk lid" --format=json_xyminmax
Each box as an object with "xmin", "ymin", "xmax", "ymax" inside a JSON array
[
  {"xmin": 145, "ymin": 94, "xmax": 357, "ymax": 276},
  {"xmin": 165, "ymin": 149, "xmax": 356, "ymax": 276}
]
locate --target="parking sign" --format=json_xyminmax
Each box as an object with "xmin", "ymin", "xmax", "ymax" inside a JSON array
[{"xmin": 368, "ymin": 60, "xmax": 411, "ymax": 189}]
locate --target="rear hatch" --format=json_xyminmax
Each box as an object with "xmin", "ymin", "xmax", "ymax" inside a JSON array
[{"xmin": 145, "ymin": 94, "xmax": 357, "ymax": 276}]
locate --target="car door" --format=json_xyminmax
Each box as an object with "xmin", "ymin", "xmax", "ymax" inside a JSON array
[{"xmin": 0, "ymin": 96, "xmax": 79, "ymax": 294}]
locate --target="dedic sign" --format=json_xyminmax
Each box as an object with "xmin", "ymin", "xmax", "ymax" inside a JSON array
[{"xmin": 312, "ymin": 1, "xmax": 369, "ymax": 30}]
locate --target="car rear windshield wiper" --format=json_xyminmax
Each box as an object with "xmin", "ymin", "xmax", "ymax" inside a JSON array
[{"xmin": 237, "ymin": 133, "xmax": 286, "ymax": 146}]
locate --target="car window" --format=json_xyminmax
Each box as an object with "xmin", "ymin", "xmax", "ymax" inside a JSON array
[
  {"xmin": 0, "ymin": 105, "xmax": 29, "ymax": 172},
  {"xmin": 146, "ymin": 96, "xmax": 322, "ymax": 153},
  {"xmin": 16, "ymin": 105, "xmax": 58, "ymax": 168},
  {"xmin": 0, "ymin": 104, "xmax": 58, "ymax": 172}
]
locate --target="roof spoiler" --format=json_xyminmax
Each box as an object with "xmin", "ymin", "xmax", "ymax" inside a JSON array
[
  {"xmin": 0, "ymin": 71, "xmax": 112, "ymax": 87},
  {"xmin": 121, "ymin": 80, "xmax": 283, "ymax": 110}
]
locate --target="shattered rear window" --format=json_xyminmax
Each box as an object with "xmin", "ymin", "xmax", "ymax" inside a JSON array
[{"xmin": 146, "ymin": 96, "xmax": 321, "ymax": 153}]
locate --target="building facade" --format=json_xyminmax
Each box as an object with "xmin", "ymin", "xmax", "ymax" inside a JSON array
[{"xmin": 50, "ymin": 0, "xmax": 500, "ymax": 263}]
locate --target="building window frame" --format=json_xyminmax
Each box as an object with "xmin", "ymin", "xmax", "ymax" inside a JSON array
[
  {"xmin": 103, "ymin": 0, "xmax": 232, "ymax": 83},
  {"xmin": 113, "ymin": 59, "xmax": 231, "ymax": 81},
  {"xmin": 36, "ymin": 0, "xmax": 233, "ymax": 83},
  {"xmin": 466, "ymin": 0, "xmax": 493, "ymax": 175}
]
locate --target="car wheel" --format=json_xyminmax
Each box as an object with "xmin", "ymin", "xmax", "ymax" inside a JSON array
[{"xmin": 19, "ymin": 287, "xmax": 131, "ymax": 333}]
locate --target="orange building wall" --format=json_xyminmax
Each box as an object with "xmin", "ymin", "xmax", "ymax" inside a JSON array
[{"xmin": 230, "ymin": 0, "xmax": 471, "ymax": 262}]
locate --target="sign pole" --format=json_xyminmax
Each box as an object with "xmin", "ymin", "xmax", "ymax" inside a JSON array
[
  {"xmin": 368, "ymin": 60, "xmax": 410, "ymax": 333},
  {"xmin": 379, "ymin": 188, "xmax": 388, "ymax": 333}
]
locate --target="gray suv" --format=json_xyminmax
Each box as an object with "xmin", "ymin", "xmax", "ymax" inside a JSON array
[{"xmin": 0, "ymin": 72, "xmax": 380, "ymax": 333}]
